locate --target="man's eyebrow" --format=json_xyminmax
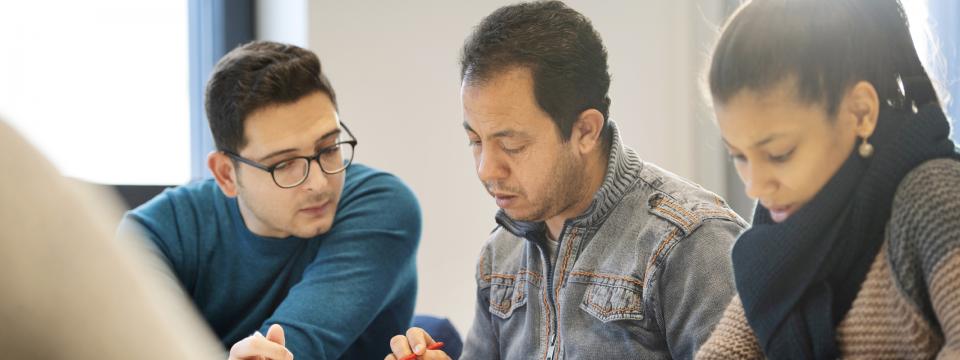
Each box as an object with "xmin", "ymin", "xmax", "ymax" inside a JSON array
[
  {"xmin": 258, "ymin": 128, "xmax": 343, "ymax": 163},
  {"xmin": 490, "ymin": 129, "xmax": 522, "ymax": 139},
  {"xmin": 462, "ymin": 122, "xmax": 528, "ymax": 140},
  {"xmin": 316, "ymin": 128, "xmax": 342, "ymax": 144},
  {"xmin": 258, "ymin": 148, "xmax": 298, "ymax": 163}
]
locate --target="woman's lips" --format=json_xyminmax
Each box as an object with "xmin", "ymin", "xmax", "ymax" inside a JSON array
[{"xmin": 767, "ymin": 204, "xmax": 795, "ymax": 223}]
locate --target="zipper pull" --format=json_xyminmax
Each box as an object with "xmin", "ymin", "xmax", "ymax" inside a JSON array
[{"xmin": 546, "ymin": 336, "xmax": 557, "ymax": 360}]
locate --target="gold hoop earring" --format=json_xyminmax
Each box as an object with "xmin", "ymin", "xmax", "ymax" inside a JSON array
[{"xmin": 858, "ymin": 137, "xmax": 874, "ymax": 158}]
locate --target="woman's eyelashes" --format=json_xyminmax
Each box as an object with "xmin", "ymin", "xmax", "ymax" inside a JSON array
[
  {"xmin": 768, "ymin": 147, "xmax": 796, "ymax": 163},
  {"xmin": 727, "ymin": 146, "xmax": 795, "ymax": 164},
  {"xmin": 728, "ymin": 152, "xmax": 747, "ymax": 163}
]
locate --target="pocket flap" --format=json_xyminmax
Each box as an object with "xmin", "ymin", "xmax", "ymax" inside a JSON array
[
  {"xmin": 487, "ymin": 272, "xmax": 529, "ymax": 319},
  {"xmin": 571, "ymin": 272, "xmax": 644, "ymax": 322}
]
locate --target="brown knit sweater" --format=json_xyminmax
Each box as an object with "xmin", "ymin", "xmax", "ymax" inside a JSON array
[{"xmin": 697, "ymin": 159, "xmax": 960, "ymax": 359}]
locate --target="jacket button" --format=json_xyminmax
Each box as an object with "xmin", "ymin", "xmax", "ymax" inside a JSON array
[{"xmin": 648, "ymin": 194, "xmax": 662, "ymax": 208}]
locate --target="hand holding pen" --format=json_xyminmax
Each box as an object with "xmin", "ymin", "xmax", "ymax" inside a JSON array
[{"xmin": 386, "ymin": 327, "xmax": 450, "ymax": 360}]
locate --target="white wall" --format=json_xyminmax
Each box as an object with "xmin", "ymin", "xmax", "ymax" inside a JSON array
[
  {"xmin": 0, "ymin": 1, "xmax": 190, "ymax": 185},
  {"xmin": 259, "ymin": 0, "xmax": 732, "ymax": 336},
  {"xmin": 255, "ymin": 0, "xmax": 308, "ymax": 48}
]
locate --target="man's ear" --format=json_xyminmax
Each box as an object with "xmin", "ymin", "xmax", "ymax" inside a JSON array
[
  {"xmin": 208, "ymin": 151, "xmax": 239, "ymax": 197},
  {"xmin": 570, "ymin": 109, "xmax": 605, "ymax": 155}
]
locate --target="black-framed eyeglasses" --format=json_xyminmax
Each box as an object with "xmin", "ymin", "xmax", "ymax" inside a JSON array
[{"xmin": 225, "ymin": 122, "xmax": 358, "ymax": 189}]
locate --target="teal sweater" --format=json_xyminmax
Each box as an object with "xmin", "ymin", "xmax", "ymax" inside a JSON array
[{"xmin": 123, "ymin": 164, "xmax": 420, "ymax": 359}]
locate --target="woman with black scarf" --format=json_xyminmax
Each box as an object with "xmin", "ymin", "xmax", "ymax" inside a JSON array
[{"xmin": 696, "ymin": 0, "xmax": 960, "ymax": 358}]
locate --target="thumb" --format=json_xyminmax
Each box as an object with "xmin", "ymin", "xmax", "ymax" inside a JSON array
[{"xmin": 265, "ymin": 324, "xmax": 286, "ymax": 346}]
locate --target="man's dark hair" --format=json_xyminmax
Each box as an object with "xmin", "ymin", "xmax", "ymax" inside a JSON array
[
  {"xmin": 205, "ymin": 41, "xmax": 338, "ymax": 153},
  {"xmin": 461, "ymin": 1, "xmax": 612, "ymax": 142}
]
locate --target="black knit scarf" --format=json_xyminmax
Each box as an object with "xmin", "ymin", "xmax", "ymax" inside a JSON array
[{"xmin": 732, "ymin": 104, "xmax": 959, "ymax": 359}]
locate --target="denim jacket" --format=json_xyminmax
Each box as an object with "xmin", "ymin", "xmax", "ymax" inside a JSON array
[{"xmin": 461, "ymin": 122, "xmax": 747, "ymax": 359}]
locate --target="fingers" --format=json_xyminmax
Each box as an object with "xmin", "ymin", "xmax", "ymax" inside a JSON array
[
  {"xmin": 404, "ymin": 327, "xmax": 437, "ymax": 355},
  {"xmin": 386, "ymin": 328, "xmax": 450, "ymax": 360},
  {"xmin": 389, "ymin": 334, "xmax": 414, "ymax": 359},
  {"xmin": 229, "ymin": 331, "xmax": 294, "ymax": 360},
  {"xmin": 265, "ymin": 324, "xmax": 286, "ymax": 346}
]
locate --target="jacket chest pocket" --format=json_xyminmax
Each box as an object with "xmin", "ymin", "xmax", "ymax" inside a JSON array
[
  {"xmin": 571, "ymin": 272, "xmax": 645, "ymax": 322},
  {"xmin": 488, "ymin": 271, "xmax": 536, "ymax": 319}
]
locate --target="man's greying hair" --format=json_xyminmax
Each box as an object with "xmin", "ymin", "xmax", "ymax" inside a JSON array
[
  {"xmin": 461, "ymin": 1, "xmax": 612, "ymax": 142},
  {"xmin": 205, "ymin": 41, "xmax": 338, "ymax": 154}
]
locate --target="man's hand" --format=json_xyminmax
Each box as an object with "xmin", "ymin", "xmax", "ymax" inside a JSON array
[
  {"xmin": 228, "ymin": 324, "xmax": 294, "ymax": 360},
  {"xmin": 384, "ymin": 327, "xmax": 451, "ymax": 360}
]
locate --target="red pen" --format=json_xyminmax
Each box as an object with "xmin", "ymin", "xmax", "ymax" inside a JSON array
[{"xmin": 399, "ymin": 341, "xmax": 445, "ymax": 360}]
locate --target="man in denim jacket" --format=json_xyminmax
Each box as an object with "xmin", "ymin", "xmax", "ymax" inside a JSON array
[{"xmin": 387, "ymin": 2, "xmax": 745, "ymax": 359}]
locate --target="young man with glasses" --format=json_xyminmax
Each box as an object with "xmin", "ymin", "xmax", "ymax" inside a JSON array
[{"xmin": 121, "ymin": 41, "xmax": 421, "ymax": 360}]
